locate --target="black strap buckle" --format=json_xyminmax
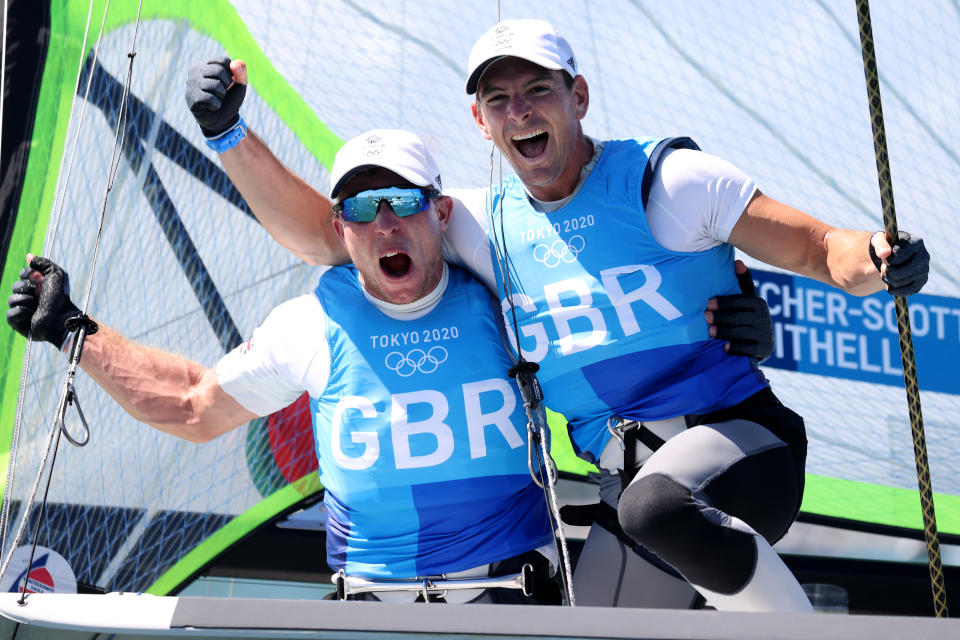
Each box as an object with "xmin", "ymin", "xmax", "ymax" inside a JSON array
[
  {"xmin": 64, "ymin": 313, "xmax": 99, "ymax": 336},
  {"xmin": 508, "ymin": 360, "xmax": 543, "ymax": 404}
]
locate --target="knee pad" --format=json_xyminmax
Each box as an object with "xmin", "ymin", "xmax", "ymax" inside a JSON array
[
  {"xmin": 703, "ymin": 445, "xmax": 801, "ymax": 544},
  {"xmin": 618, "ymin": 473, "xmax": 756, "ymax": 594}
]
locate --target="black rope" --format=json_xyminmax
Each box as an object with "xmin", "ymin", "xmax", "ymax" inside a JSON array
[
  {"xmin": 17, "ymin": 431, "xmax": 63, "ymax": 604},
  {"xmin": 855, "ymin": 0, "xmax": 947, "ymax": 617}
]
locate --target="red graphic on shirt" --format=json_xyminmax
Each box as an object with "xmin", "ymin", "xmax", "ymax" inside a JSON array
[{"xmin": 267, "ymin": 393, "xmax": 318, "ymax": 483}]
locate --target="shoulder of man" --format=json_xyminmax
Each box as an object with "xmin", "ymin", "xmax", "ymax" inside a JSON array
[
  {"xmin": 242, "ymin": 294, "xmax": 328, "ymax": 361},
  {"xmin": 643, "ymin": 136, "xmax": 701, "ymax": 208}
]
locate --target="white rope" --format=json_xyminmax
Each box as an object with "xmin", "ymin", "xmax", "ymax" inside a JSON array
[
  {"xmin": 0, "ymin": 0, "xmax": 98, "ymax": 575},
  {"xmin": 0, "ymin": 0, "xmax": 145, "ymax": 587},
  {"xmin": 536, "ymin": 414, "xmax": 576, "ymax": 606},
  {"xmin": 78, "ymin": 0, "xmax": 144, "ymax": 315},
  {"xmin": 0, "ymin": 0, "xmax": 9, "ymax": 179},
  {"xmin": 0, "ymin": 0, "xmax": 16, "ymax": 563},
  {"xmin": 485, "ymin": 116, "xmax": 577, "ymax": 605},
  {"xmin": 44, "ymin": 0, "xmax": 103, "ymax": 253}
]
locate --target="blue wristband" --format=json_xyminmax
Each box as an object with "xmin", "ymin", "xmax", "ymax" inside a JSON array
[{"xmin": 205, "ymin": 116, "xmax": 247, "ymax": 153}]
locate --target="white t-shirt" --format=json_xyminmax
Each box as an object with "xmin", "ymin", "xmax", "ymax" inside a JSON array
[
  {"xmin": 442, "ymin": 145, "xmax": 757, "ymax": 290},
  {"xmin": 216, "ymin": 264, "xmax": 451, "ymax": 415}
]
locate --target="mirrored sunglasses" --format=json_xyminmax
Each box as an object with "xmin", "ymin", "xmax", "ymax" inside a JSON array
[{"xmin": 333, "ymin": 187, "xmax": 440, "ymax": 222}]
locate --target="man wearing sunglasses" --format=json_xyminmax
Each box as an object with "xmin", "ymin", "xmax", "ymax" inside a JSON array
[
  {"xmin": 184, "ymin": 21, "xmax": 929, "ymax": 613},
  {"xmin": 6, "ymin": 129, "xmax": 562, "ymax": 605},
  {"xmin": 185, "ymin": 56, "xmax": 782, "ymax": 611}
]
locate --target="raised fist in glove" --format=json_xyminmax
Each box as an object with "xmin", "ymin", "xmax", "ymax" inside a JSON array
[
  {"xmin": 185, "ymin": 56, "xmax": 247, "ymax": 137},
  {"xmin": 7, "ymin": 254, "xmax": 82, "ymax": 347},
  {"xmin": 869, "ymin": 231, "xmax": 929, "ymax": 297},
  {"xmin": 706, "ymin": 260, "xmax": 774, "ymax": 362}
]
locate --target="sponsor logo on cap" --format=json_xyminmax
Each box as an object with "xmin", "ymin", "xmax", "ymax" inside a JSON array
[
  {"xmin": 435, "ymin": 174, "xmax": 442, "ymax": 189},
  {"xmin": 567, "ymin": 56, "xmax": 576, "ymax": 71},
  {"xmin": 493, "ymin": 24, "xmax": 513, "ymax": 50},
  {"xmin": 363, "ymin": 135, "xmax": 385, "ymax": 158}
]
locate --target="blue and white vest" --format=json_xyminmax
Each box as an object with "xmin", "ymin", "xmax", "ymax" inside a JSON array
[
  {"xmin": 312, "ymin": 264, "xmax": 553, "ymax": 578},
  {"xmin": 488, "ymin": 137, "xmax": 768, "ymax": 462}
]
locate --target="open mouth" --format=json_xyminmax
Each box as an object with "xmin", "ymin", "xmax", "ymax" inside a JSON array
[
  {"xmin": 512, "ymin": 129, "xmax": 549, "ymax": 159},
  {"xmin": 380, "ymin": 251, "xmax": 412, "ymax": 277}
]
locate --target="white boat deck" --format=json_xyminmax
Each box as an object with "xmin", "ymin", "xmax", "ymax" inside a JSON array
[{"xmin": 1, "ymin": 592, "xmax": 959, "ymax": 640}]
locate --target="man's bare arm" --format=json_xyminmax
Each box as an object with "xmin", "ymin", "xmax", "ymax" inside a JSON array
[
  {"xmin": 186, "ymin": 57, "xmax": 348, "ymax": 266},
  {"xmin": 77, "ymin": 324, "xmax": 257, "ymax": 442},
  {"xmin": 220, "ymin": 129, "xmax": 348, "ymax": 265},
  {"xmin": 7, "ymin": 255, "xmax": 257, "ymax": 442},
  {"xmin": 729, "ymin": 192, "xmax": 924, "ymax": 296}
]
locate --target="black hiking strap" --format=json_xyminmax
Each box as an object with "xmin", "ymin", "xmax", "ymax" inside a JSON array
[
  {"xmin": 620, "ymin": 427, "xmax": 637, "ymax": 493},
  {"xmin": 635, "ymin": 424, "xmax": 668, "ymax": 454},
  {"xmin": 617, "ymin": 423, "xmax": 668, "ymax": 491}
]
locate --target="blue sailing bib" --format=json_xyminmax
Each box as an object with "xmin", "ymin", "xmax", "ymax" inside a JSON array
[
  {"xmin": 489, "ymin": 138, "xmax": 767, "ymax": 462},
  {"xmin": 312, "ymin": 265, "xmax": 552, "ymax": 578}
]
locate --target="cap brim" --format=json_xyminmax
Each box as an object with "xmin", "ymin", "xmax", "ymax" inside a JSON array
[
  {"xmin": 330, "ymin": 164, "xmax": 435, "ymax": 201},
  {"xmin": 330, "ymin": 165, "xmax": 377, "ymax": 202},
  {"xmin": 465, "ymin": 55, "xmax": 506, "ymax": 94},
  {"xmin": 465, "ymin": 53, "xmax": 566, "ymax": 94}
]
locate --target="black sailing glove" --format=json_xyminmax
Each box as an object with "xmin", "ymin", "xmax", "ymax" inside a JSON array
[
  {"xmin": 185, "ymin": 56, "xmax": 247, "ymax": 137},
  {"xmin": 709, "ymin": 264, "xmax": 774, "ymax": 362},
  {"xmin": 6, "ymin": 256, "xmax": 82, "ymax": 347},
  {"xmin": 868, "ymin": 231, "xmax": 929, "ymax": 296}
]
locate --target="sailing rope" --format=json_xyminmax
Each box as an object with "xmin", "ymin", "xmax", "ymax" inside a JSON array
[
  {"xmin": 0, "ymin": 0, "xmax": 7, "ymax": 176},
  {"xmin": 0, "ymin": 0, "xmax": 98, "ymax": 569},
  {"xmin": 486, "ymin": 142, "xmax": 577, "ymax": 606},
  {"xmin": 0, "ymin": 0, "xmax": 145, "ymax": 599},
  {"xmin": 855, "ymin": 0, "xmax": 948, "ymax": 618},
  {"xmin": 482, "ymin": 1, "xmax": 576, "ymax": 606}
]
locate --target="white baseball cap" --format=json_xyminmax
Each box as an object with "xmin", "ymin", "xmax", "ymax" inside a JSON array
[
  {"xmin": 329, "ymin": 129, "xmax": 443, "ymax": 201},
  {"xmin": 465, "ymin": 19, "xmax": 578, "ymax": 95}
]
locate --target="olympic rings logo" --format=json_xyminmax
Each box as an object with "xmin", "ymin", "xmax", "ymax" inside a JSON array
[
  {"xmin": 532, "ymin": 235, "xmax": 585, "ymax": 268},
  {"xmin": 384, "ymin": 346, "xmax": 449, "ymax": 377}
]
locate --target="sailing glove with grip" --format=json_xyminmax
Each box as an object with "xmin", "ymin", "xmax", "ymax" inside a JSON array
[
  {"xmin": 6, "ymin": 256, "xmax": 81, "ymax": 348},
  {"xmin": 185, "ymin": 56, "xmax": 246, "ymax": 137},
  {"xmin": 711, "ymin": 266, "xmax": 774, "ymax": 362},
  {"xmin": 868, "ymin": 231, "xmax": 929, "ymax": 297}
]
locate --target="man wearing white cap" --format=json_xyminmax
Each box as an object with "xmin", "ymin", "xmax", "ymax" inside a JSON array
[
  {"xmin": 181, "ymin": 21, "xmax": 929, "ymax": 613},
  {"xmin": 457, "ymin": 18, "xmax": 929, "ymax": 614},
  {"xmin": 6, "ymin": 129, "xmax": 561, "ymax": 604}
]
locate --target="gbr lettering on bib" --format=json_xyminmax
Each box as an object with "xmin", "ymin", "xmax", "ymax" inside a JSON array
[
  {"xmin": 331, "ymin": 378, "xmax": 524, "ymax": 470},
  {"xmin": 501, "ymin": 263, "xmax": 682, "ymax": 361}
]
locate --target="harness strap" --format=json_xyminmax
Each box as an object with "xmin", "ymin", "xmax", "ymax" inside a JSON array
[
  {"xmin": 635, "ymin": 424, "xmax": 667, "ymax": 453},
  {"xmin": 621, "ymin": 426, "xmax": 637, "ymax": 493},
  {"xmin": 613, "ymin": 419, "xmax": 668, "ymax": 492}
]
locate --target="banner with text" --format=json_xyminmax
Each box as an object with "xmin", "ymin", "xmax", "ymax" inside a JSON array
[{"xmin": 753, "ymin": 269, "xmax": 959, "ymax": 396}]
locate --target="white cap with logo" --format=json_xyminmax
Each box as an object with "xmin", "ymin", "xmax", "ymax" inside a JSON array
[
  {"xmin": 329, "ymin": 129, "xmax": 443, "ymax": 201},
  {"xmin": 465, "ymin": 19, "xmax": 578, "ymax": 95}
]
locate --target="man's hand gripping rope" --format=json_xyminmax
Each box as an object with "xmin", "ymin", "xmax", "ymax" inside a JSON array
[{"xmin": 7, "ymin": 255, "xmax": 97, "ymax": 445}]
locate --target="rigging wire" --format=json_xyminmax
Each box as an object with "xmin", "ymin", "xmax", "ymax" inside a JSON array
[
  {"xmin": 1, "ymin": 0, "xmax": 8, "ymax": 176},
  {"xmin": 0, "ymin": 0, "xmax": 145, "ymax": 594},
  {"xmin": 0, "ymin": 0, "xmax": 11, "ymax": 566},
  {"xmin": 482, "ymin": 3, "xmax": 576, "ymax": 601},
  {"xmin": 0, "ymin": 0, "xmax": 97, "ymax": 566},
  {"xmin": 487, "ymin": 156, "xmax": 576, "ymax": 607},
  {"xmin": 45, "ymin": 0, "xmax": 106, "ymax": 251}
]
